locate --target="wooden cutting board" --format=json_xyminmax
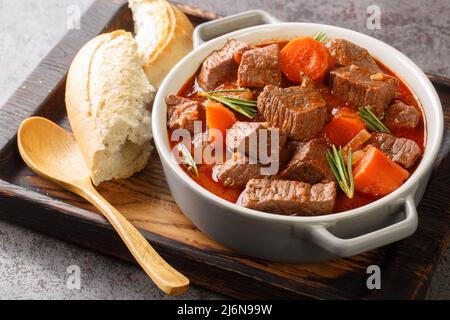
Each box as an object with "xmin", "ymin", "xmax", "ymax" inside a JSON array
[{"xmin": 0, "ymin": 0, "xmax": 449, "ymax": 299}]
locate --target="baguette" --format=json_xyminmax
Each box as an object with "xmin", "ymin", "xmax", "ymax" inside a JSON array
[
  {"xmin": 65, "ymin": 30, "xmax": 156, "ymax": 185},
  {"xmin": 129, "ymin": 0, "xmax": 194, "ymax": 87}
]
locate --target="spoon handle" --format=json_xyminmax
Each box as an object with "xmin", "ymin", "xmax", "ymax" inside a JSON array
[{"xmin": 82, "ymin": 185, "xmax": 189, "ymax": 296}]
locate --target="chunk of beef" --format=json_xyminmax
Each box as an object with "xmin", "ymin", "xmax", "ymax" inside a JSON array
[
  {"xmin": 166, "ymin": 95, "xmax": 204, "ymax": 134},
  {"xmin": 257, "ymin": 78, "xmax": 328, "ymax": 140},
  {"xmin": 198, "ymin": 40, "xmax": 251, "ymax": 91},
  {"xmin": 226, "ymin": 122, "xmax": 286, "ymax": 159},
  {"xmin": 213, "ymin": 153, "xmax": 262, "ymax": 187},
  {"xmin": 384, "ymin": 100, "xmax": 420, "ymax": 129},
  {"xmin": 280, "ymin": 139, "xmax": 333, "ymax": 184},
  {"xmin": 237, "ymin": 44, "xmax": 281, "ymax": 87},
  {"xmin": 188, "ymin": 131, "xmax": 210, "ymax": 155},
  {"xmin": 329, "ymin": 64, "xmax": 398, "ymax": 117},
  {"xmin": 326, "ymin": 39, "xmax": 380, "ymax": 72},
  {"xmin": 241, "ymin": 178, "xmax": 336, "ymax": 215},
  {"xmin": 369, "ymin": 133, "xmax": 421, "ymax": 168},
  {"xmin": 185, "ymin": 131, "xmax": 226, "ymax": 165}
]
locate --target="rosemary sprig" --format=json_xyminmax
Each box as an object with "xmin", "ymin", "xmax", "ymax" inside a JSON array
[
  {"xmin": 326, "ymin": 145, "xmax": 354, "ymax": 199},
  {"xmin": 357, "ymin": 106, "xmax": 391, "ymax": 133},
  {"xmin": 218, "ymin": 96, "xmax": 256, "ymax": 106},
  {"xmin": 207, "ymin": 89, "xmax": 249, "ymax": 94},
  {"xmin": 177, "ymin": 143, "xmax": 199, "ymax": 177},
  {"xmin": 198, "ymin": 91, "xmax": 257, "ymax": 119},
  {"xmin": 313, "ymin": 31, "xmax": 327, "ymax": 43}
]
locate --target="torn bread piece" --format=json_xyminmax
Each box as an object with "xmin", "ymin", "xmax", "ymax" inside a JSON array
[
  {"xmin": 129, "ymin": 0, "xmax": 194, "ymax": 87},
  {"xmin": 65, "ymin": 30, "xmax": 156, "ymax": 185}
]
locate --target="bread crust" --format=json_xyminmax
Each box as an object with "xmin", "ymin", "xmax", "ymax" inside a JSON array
[{"xmin": 65, "ymin": 32, "xmax": 110, "ymax": 180}]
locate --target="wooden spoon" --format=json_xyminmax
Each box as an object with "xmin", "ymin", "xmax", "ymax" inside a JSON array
[{"xmin": 17, "ymin": 117, "xmax": 189, "ymax": 296}]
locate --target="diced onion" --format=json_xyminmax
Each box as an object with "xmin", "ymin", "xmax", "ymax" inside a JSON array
[
  {"xmin": 343, "ymin": 129, "xmax": 372, "ymax": 153},
  {"xmin": 351, "ymin": 150, "xmax": 366, "ymax": 165}
]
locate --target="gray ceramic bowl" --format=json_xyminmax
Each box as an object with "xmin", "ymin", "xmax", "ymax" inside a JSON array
[{"xmin": 152, "ymin": 10, "xmax": 444, "ymax": 262}]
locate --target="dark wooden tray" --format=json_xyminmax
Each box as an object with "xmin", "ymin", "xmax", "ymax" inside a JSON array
[{"xmin": 0, "ymin": 0, "xmax": 449, "ymax": 299}]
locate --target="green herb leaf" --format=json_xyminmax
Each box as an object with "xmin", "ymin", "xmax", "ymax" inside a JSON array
[
  {"xmin": 207, "ymin": 89, "xmax": 249, "ymax": 94},
  {"xmin": 313, "ymin": 31, "xmax": 327, "ymax": 43},
  {"xmin": 198, "ymin": 91, "xmax": 257, "ymax": 119},
  {"xmin": 357, "ymin": 106, "xmax": 391, "ymax": 133},
  {"xmin": 326, "ymin": 145, "xmax": 354, "ymax": 198},
  {"xmin": 177, "ymin": 143, "xmax": 199, "ymax": 178}
]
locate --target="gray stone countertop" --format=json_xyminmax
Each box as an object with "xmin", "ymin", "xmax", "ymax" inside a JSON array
[{"xmin": 0, "ymin": 0, "xmax": 448, "ymax": 299}]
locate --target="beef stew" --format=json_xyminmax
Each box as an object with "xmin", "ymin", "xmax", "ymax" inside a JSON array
[{"xmin": 167, "ymin": 35, "xmax": 425, "ymax": 216}]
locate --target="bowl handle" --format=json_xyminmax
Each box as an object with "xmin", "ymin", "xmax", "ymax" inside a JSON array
[
  {"xmin": 308, "ymin": 195, "xmax": 418, "ymax": 257},
  {"xmin": 193, "ymin": 10, "xmax": 281, "ymax": 48}
]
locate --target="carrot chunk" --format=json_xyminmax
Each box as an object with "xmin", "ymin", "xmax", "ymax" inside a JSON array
[
  {"xmin": 206, "ymin": 101, "xmax": 237, "ymax": 143},
  {"xmin": 323, "ymin": 108, "xmax": 366, "ymax": 146},
  {"xmin": 353, "ymin": 146, "xmax": 409, "ymax": 197},
  {"xmin": 280, "ymin": 36, "xmax": 330, "ymax": 83}
]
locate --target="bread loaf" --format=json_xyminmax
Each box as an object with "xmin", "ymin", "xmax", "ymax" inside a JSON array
[
  {"xmin": 129, "ymin": 0, "xmax": 194, "ymax": 87},
  {"xmin": 65, "ymin": 30, "xmax": 155, "ymax": 185}
]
